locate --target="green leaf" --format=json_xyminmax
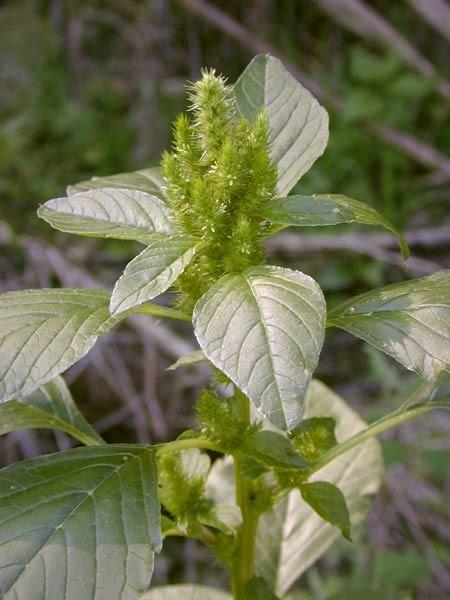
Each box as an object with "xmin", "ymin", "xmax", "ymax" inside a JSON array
[
  {"xmin": 242, "ymin": 431, "xmax": 308, "ymax": 470},
  {"xmin": 110, "ymin": 235, "xmax": 197, "ymax": 316},
  {"xmin": 141, "ymin": 585, "xmax": 231, "ymax": 600},
  {"xmin": 264, "ymin": 194, "xmax": 409, "ymax": 260},
  {"xmin": 167, "ymin": 350, "xmax": 207, "ymax": 371},
  {"xmin": 38, "ymin": 187, "xmax": 174, "ymax": 242},
  {"xmin": 0, "ymin": 288, "xmax": 123, "ymax": 402},
  {"xmin": 299, "ymin": 481, "xmax": 352, "ymax": 541},
  {"xmin": 328, "ymin": 270, "xmax": 450, "ymax": 381},
  {"xmin": 291, "ymin": 417, "xmax": 337, "ymax": 462},
  {"xmin": 0, "ymin": 445, "xmax": 161, "ymax": 600},
  {"xmin": 193, "ymin": 266, "xmax": 326, "ymax": 430},
  {"xmin": 67, "ymin": 167, "xmax": 165, "ymax": 199},
  {"xmin": 0, "ymin": 376, "xmax": 103, "ymax": 446},
  {"xmin": 255, "ymin": 380, "xmax": 383, "ymax": 596},
  {"xmin": 234, "ymin": 54, "xmax": 329, "ymax": 196}
]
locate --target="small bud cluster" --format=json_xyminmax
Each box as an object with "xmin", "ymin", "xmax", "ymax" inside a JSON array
[
  {"xmin": 290, "ymin": 417, "xmax": 337, "ymax": 462},
  {"xmin": 274, "ymin": 467, "xmax": 309, "ymax": 490},
  {"xmin": 158, "ymin": 451, "xmax": 211, "ymax": 533},
  {"xmin": 161, "ymin": 69, "xmax": 277, "ymax": 311},
  {"xmin": 196, "ymin": 389, "xmax": 258, "ymax": 451}
]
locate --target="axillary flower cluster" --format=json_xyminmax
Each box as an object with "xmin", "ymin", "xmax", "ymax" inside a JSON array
[{"xmin": 161, "ymin": 69, "xmax": 277, "ymax": 311}]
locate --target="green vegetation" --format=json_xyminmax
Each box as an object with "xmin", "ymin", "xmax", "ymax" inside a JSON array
[{"xmin": 0, "ymin": 55, "xmax": 449, "ymax": 600}]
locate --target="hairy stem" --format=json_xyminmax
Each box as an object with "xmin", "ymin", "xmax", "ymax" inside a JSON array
[{"xmin": 231, "ymin": 390, "xmax": 258, "ymax": 599}]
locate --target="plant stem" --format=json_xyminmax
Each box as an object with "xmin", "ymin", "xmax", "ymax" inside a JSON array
[
  {"xmin": 155, "ymin": 437, "xmax": 222, "ymax": 456},
  {"xmin": 308, "ymin": 400, "xmax": 448, "ymax": 476},
  {"xmin": 134, "ymin": 303, "xmax": 192, "ymax": 322},
  {"xmin": 231, "ymin": 390, "xmax": 258, "ymax": 599}
]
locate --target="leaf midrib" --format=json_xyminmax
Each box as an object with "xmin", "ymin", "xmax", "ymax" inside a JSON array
[{"xmin": 245, "ymin": 274, "xmax": 285, "ymax": 421}]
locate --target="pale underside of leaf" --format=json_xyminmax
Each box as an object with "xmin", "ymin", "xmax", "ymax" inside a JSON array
[
  {"xmin": 110, "ymin": 236, "xmax": 197, "ymax": 315},
  {"xmin": 0, "ymin": 445, "xmax": 161, "ymax": 600},
  {"xmin": 265, "ymin": 194, "xmax": 409, "ymax": 260},
  {"xmin": 0, "ymin": 376, "xmax": 103, "ymax": 446},
  {"xmin": 67, "ymin": 167, "xmax": 165, "ymax": 199},
  {"xmin": 255, "ymin": 380, "xmax": 383, "ymax": 596},
  {"xmin": 193, "ymin": 265, "xmax": 326, "ymax": 430},
  {"xmin": 328, "ymin": 270, "xmax": 450, "ymax": 381},
  {"xmin": 234, "ymin": 54, "xmax": 329, "ymax": 196},
  {"xmin": 179, "ymin": 448, "xmax": 211, "ymax": 481},
  {"xmin": 0, "ymin": 288, "xmax": 123, "ymax": 403},
  {"xmin": 141, "ymin": 585, "xmax": 231, "ymax": 600},
  {"xmin": 38, "ymin": 188, "xmax": 174, "ymax": 242}
]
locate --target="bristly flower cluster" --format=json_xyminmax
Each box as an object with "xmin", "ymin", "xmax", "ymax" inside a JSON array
[
  {"xmin": 161, "ymin": 69, "xmax": 277, "ymax": 311},
  {"xmin": 196, "ymin": 389, "xmax": 259, "ymax": 451}
]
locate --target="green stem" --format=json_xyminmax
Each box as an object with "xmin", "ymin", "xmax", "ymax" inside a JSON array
[
  {"xmin": 231, "ymin": 390, "xmax": 258, "ymax": 599},
  {"xmin": 308, "ymin": 400, "xmax": 447, "ymax": 476},
  {"xmin": 134, "ymin": 303, "xmax": 192, "ymax": 322},
  {"xmin": 155, "ymin": 437, "xmax": 222, "ymax": 456}
]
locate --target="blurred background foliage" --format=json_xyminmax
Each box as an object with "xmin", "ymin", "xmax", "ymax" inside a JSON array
[{"xmin": 0, "ymin": 1, "xmax": 449, "ymax": 598}]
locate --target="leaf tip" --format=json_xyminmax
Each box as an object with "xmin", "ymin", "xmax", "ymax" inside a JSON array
[{"xmin": 342, "ymin": 525, "xmax": 353, "ymax": 543}]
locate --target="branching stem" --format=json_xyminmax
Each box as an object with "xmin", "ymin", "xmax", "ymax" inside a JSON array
[{"xmin": 308, "ymin": 399, "xmax": 448, "ymax": 476}]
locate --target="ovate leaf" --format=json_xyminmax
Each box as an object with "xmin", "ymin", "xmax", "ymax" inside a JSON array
[
  {"xmin": 328, "ymin": 270, "xmax": 450, "ymax": 381},
  {"xmin": 255, "ymin": 380, "xmax": 383, "ymax": 596},
  {"xmin": 38, "ymin": 188, "xmax": 174, "ymax": 242},
  {"xmin": 299, "ymin": 481, "xmax": 352, "ymax": 541},
  {"xmin": 0, "ymin": 288, "xmax": 123, "ymax": 402},
  {"xmin": 0, "ymin": 445, "xmax": 161, "ymax": 600},
  {"xmin": 242, "ymin": 431, "xmax": 308, "ymax": 470},
  {"xmin": 265, "ymin": 194, "xmax": 409, "ymax": 259},
  {"xmin": 141, "ymin": 585, "xmax": 231, "ymax": 600},
  {"xmin": 110, "ymin": 235, "xmax": 197, "ymax": 316},
  {"xmin": 0, "ymin": 376, "xmax": 103, "ymax": 446},
  {"xmin": 234, "ymin": 54, "xmax": 329, "ymax": 196},
  {"xmin": 193, "ymin": 266, "xmax": 326, "ymax": 430},
  {"xmin": 67, "ymin": 167, "xmax": 165, "ymax": 199}
]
